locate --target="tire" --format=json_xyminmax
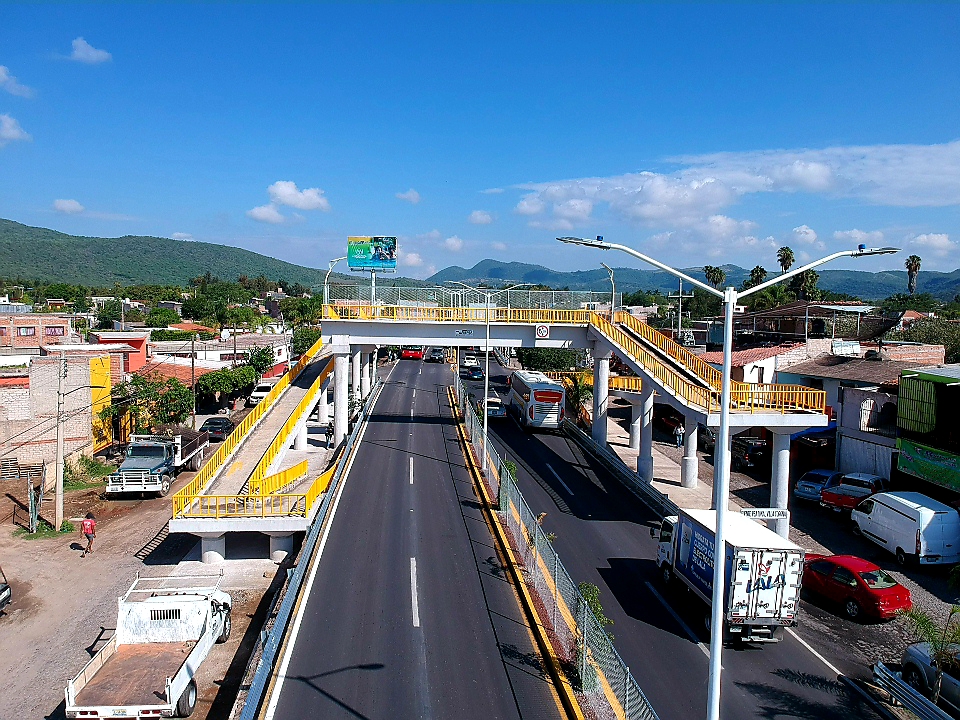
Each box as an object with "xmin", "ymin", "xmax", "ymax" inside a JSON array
[
  {"xmin": 851, "ymin": 523, "xmax": 862, "ymax": 537},
  {"xmin": 903, "ymin": 665, "xmax": 928, "ymax": 696},
  {"xmin": 896, "ymin": 548, "xmax": 909, "ymax": 566},
  {"xmin": 704, "ymin": 612, "xmax": 712, "ymax": 633},
  {"xmin": 844, "ymin": 598, "xmax": 861, "ymax": 621},
  {"xmin": 158, "ymin": 476, "xmax": 172, "ymax": 498},
  {"xmin": 176, "ymin": 679, "xmax": 197, "ymax": 718},
  {"xmin": 217, "ymin": 610, "xmax": 232, "ymax": 643},
  {"xmin": 661, "ymin": 565, "xmax": 672, "ymax": 586}
]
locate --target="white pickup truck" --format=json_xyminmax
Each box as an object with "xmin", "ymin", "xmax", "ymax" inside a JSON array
[{"xmin": 65, "ymin": 574, "xmax": 232, "ymax": 718}]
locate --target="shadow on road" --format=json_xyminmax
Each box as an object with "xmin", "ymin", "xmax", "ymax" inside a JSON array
[{"xmin": 288, "ymin": 663, "xmax": 386, "ymax": 720}]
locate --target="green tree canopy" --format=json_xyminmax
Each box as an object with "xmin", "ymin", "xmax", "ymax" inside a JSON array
[
  {"xmin": 516, "ymin": 348, "xmax": 578, "ymax": 372},
  {"xmin": 145, "ymin": 307, "xmax": 181, "ymax": 328},
  {"xmin": 292, "ymin": 327, "xmax": 322, "ymax": 356}
]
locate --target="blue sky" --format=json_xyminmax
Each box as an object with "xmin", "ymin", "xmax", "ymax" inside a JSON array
[{"xmin": 2, "ymin": 3, "xmax": 959, "ymax": 280}]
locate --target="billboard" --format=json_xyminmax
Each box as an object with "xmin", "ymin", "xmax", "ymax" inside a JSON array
[{"xmin": 347, "ymin": 236, "xmax": 397, "ymax": 271}]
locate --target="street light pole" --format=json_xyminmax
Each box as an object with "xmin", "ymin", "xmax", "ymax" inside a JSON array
[
  {"xmin": 601, "ymin": 262, "xmax": 616, "ymax": 321},
  {"xmin": 558, "ymin": 235, "xmax": 898, "ymax": 720},
  {"xmin": 324, "ymin": 256, "xmax": 347, "ymax": 307}
]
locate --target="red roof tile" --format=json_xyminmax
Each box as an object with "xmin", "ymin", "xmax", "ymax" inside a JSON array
[{"xmin": 697, "ymin": 344, "xmax": 800, "ymax": 367}]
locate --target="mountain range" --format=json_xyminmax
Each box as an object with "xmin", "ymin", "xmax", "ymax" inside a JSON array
[{"xmin": 2, "ymin": 218, "xmax": 958, "ymax": 301}]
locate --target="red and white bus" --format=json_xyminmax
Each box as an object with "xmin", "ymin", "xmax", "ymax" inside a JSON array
[
  {"xmin": 400, "ymin": 346, "xmax": 425, "ymax": 360},
  {"xmin": 508, "ymin": 371, "xmax": 565, "ymax": 430}
]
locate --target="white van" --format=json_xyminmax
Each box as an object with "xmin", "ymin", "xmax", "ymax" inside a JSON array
[
  {"xmin": 851, "ymin": 491, "xmax": 960, "ymax": 566},
  {"xmin": 247, "ymin": 379, "xmax": 278, "ymax": 407}
]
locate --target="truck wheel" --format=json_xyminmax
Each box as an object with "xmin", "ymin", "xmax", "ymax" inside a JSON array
[
  {"xmin": 903, "ymin": 665, "xmax": 928, "ymax": 696},
  {"xmin": 851, "ymin": 523, "xmax": 862, "ymax": 537},
  {"xmin": 661, "ymin": 565, "xmax": 672, "ymax": 586},
  {"xmin": 158, "ymin": 476, "xmax": 172, "ymax": 497},
  {"xmin": 176, "ymin": 679, "xmax": 197, "ymax": 717},
  {"xmin": 217, "ymin": 610, "xmax": 232, "ymax": 643},
  {"xmin": 896, "ymin": 548, "xmax": 909, "ymax": 566},
  {"xmin": 844, "ymin": 598, "xmax": 861, "ymax": 621}
]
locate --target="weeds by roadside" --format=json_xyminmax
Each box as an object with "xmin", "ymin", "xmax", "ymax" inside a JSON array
[
  {"xmin": 15, "ymin": 519, "xmax": 75, "ymax": 539},
  {"xmin": 63, "ymin": 456, "xmax": 115, "ymax": 492}
]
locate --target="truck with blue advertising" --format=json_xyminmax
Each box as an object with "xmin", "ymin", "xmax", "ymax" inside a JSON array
[{"xmin": 652, "ymin": 508, "xmax": 804, "ymax": 644}]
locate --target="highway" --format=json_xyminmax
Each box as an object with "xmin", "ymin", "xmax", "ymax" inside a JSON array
[
  {"xmin": 265, "ymin": 358, "xmax": 563, "ymax": 720},
  {"xmin": 472, "ymin": 359, "xmax": 885, "ymax": 720}
]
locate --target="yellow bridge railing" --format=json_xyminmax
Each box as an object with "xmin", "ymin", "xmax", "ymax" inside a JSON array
[
  {"xmin": 249, "ymin": 459, "xmax": 308, "ymax": 496},
  {"xmin": 324, "ymin": 304, "xmax": 592, "ymax": 325}
]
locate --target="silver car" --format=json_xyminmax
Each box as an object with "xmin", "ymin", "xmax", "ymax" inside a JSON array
[
  {"xmin": 793, "ymin": 469, "xmax": 842, "ymax": 502},
  {"xmin": 901, "ymin": 642, "xmax": 960, "ymax": 713}
]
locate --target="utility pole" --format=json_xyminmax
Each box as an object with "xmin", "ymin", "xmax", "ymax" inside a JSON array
[
  {"xmin": 55, "ymin": 353, "xmax": 66, "ymax": 532},
  {"xmin": 191, "ymin": 333, "xmax": 197, "ymax": 429}
]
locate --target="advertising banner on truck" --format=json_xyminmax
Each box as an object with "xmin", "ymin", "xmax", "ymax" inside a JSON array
[
  {"xmin": 347, "ymin": 236, "xmax": 397, "ymax": 271},
  {"xmin": 676, "ymin": 515, "xmax": 716, "ymax": 600}
]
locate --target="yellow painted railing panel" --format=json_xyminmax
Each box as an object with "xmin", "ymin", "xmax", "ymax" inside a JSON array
[
  {"xmin": 250, "ymin": 459, "xmax": 309, "ymax": 496},
  {"xmin": 177, "ymin": 493, "xmax": 308, "ymax": 519}
]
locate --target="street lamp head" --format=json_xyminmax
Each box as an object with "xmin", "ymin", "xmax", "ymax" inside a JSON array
[
  {"xmin": 557, "ymin": 235, "xmax": 611, "ymax": 250},
  {"xmin": 853, "ymin": 245, "xmax": 900, "ymax": 257}
]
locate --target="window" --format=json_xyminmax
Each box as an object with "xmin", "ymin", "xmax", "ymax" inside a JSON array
[
  {"xmin": 859, "ymin": 568, "xmax": 897, "ymax": 589},
  {"xmin": 857, "ymin": 499, "xmax": 875, "ymax": 514},
  {"xmin": 757, "ymin": 366, "xmax": 765, "ymax": 385},
  {"xmin": 831, "ymin": 566, "xmax": 859, "ymax": 588},
  {"xmin": 44, "ymin": 326, "xmax": 65, "ymax": 336},
  {"xmin": 899, "ymin": 377, "xmax": 936, "ymax": 434},
  {"xmin": 808, "ymin": 560, "xmax": 834, "ymax": 577},
  {"xmin": 0, "ymin": 327, "xmax": 7, "ymax": 336},
  {"xmin": 16, "ymin": 326, "xmax": 36, "ymax": 336}
]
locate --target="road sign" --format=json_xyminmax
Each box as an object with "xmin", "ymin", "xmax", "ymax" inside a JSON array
[
  {"xmin": 740, "ymin": 508, "xmax": 789, "ymax": 521},
  {"xmin": 455, "ymin": 329, "xmax": 474, "ymax": 337},
  {"xmin": 535, "ymin": 324, "xmax": 550, "ymax": 339}
]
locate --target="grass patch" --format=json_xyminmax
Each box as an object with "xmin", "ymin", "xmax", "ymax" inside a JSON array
[
  {"xmin": 15, "ymin": 519, "xmax": 75, "ymax": 539},
  {"xmin": 62, "ymin": 456, "xmax": 115, "ymax": 492}
]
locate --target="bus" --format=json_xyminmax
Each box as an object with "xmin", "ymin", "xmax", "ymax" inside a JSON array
[
  {"xmin": 400, "ymin": 346, "xmax": 425, "ymax": 360},
  {"xmin": 508, "ymin": 371, "xmax": 566, "ymax": 430}
]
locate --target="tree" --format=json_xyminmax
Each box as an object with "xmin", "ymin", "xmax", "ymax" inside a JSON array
[
  {"xmin": 246, "ymin": 346, "xmax": 276, "ymax": 376},
  {"xmin": 905, "ymin": 254, "xmax": 922, "ymax": 295},
  {"xmin": 777, "ymin": 246, "xmax": 795, "ymax": 274},
  {"xmin": 145, "ymin": 307, "xmax": 181, "ymax": 328},
  {"xmin": 563, "ymin": 373, "xmax": 593, "ymax": 423},
  {"xmin": 196, "ymin": 369, "xmax": 235, "ymax": 402},
  {"xmin": 99, "ymin": 375, "xmax": 194, "ymax": 432},
  {"xmin": 881, "ymin": 293, "xmax": 939, "ymax": 314},
  {"xmin": 292, "ymin": 327, "xmax": 322, "ymax": 356},
  {"xmin": 891, "ymin": 318, "xmax": 960, "ymax": 363},
  {"xmin": 703, "ymin": 266, "xmax": 726, "ymax": 289},
  {"xmin": 516, "ymin": 348, "xmax": 578, "ymax": 372},
  {"xmin": 96, "ymin": 299, "xmax": 123, "ymax": 329},
  {"xmin": 742, "ymin": 265, "xmax": 768, "ymax": 291},
  {"xmin": 789, "ymin": 269, "xmax": 821, "ymax": 301}
]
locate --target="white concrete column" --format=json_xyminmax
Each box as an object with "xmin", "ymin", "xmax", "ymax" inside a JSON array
[
  {"xmin": 770, "ymin": 431, "xmax": 792, "ymax": 538},
  {"xmin": 293, "ymin": 423, "xmax": 308, "ymax": 451},
  {"xmin": 317, "ymin": 378, "xmax": 330, "ymax": 425},
  {"xmin": 268, "ymin": 533, "xmax": 294, "ymax": 563},
  {"xmin": 637, "ymin": 385, "xmax": 654, "ymax": 483},
  {"xmin": 628, "ymin": 402, "xmax": 643, "ymax": 451},
  {"xmin": 361, "ymin": 351, "xmax": 371, "ymax": 398},
  {"xmin": 681, "ymin": 415, "xmax": 699, "ymax": 489},
  {"xmin": 351, "ymin": 346, "xmax": 362, "ymax": 400},
  {"xmin": 199, "ymin": 533, "xmax": 225, "ymax": 564},
  {"xmin": 334, "ymin": 352, "xmax": 349, "ymax": 445},
  {"xmin": 592, "ymin": 355, "xmax": 610, "ymax": 446}
]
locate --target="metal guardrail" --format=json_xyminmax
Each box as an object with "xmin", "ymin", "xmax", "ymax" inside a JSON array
[
  {"xmin": 873, "ymin": 662, "xmax": 953, "ymax": 720},
  {"xmin": 452, "ymin": 373, "xmax": 660, "ymax": 720},
  {"xmin": 239, "ymin": 378, "xmax": 384, "ymax": 720}
]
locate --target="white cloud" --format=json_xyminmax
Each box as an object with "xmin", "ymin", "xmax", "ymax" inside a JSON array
[
  {"xmin": 396, "ymin": 188, "xmax": 421, "ymax": 204},
  {"xmin": 833, "ymin": 229, "xmax": 885, "ymax": 246},
  {"xmin": 70, "ymin": 37, "xmax": 112, "ymax": 64},
  {"xmin": 444, "ymin": 235, "xmax": 464, "ymax": 252},
  {"xmin": 910, "ymin": 233, "xmax": 956, "ymax": 257},
  {"xmin": 791, "ymin": 224, "xmax": 824, "ymax": 249},
  {"xmin": 267, "ymin": 180, "xmax": 330, "ymax": 211},
  {"xmin": 53, "ymin": 198, "xmax": 84, "ymax": 214},
  {"xmin": 491, "ymin": 241, "xmax": 507, "ymax": 251},
  {"xmin": 468, "ymin": 210, "xmax": 493, "ymax": 225},
  {"xmin": 514, "ymin": 194, "xmax": 545, "ymax": 216},
  {"xmin": 0, "ymin": 66, "xmax": 34, "ymax": 98},
  {"xmin": 171, "ymin": 232, "xmax": 194, "ymax": 241},
  {"xmin": 0, "ymin": 113, "xmax": 30, "ymax": 146},
  {"xmin": 417, "ymin": 229, "xmax": 441, "ymax": 241},
  {"xmin": 400, "ymin": 251, "xmax": 424, "ymax": 267},
  {"xmin": 481, "ymin": 187, "xmax": 505, "ymax": 194},
  {"xmin": 246, "ymin": 204, "xmax": 286, "ymax": 224}
]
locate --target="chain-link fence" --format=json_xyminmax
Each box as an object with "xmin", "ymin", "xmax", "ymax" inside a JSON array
[
  {"xmin": 452, "ymin": 373, "xmax": 659, "ymax": 720},
  {"xmin": 328, "ymin": 283, "xmax": 620, "ymax": 311}
]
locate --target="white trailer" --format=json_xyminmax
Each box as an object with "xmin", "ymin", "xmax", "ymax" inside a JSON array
[
  {"xmin": 652, "ymin": 508, "xmax": 804, "ymax": 644},
  {"xmin": 65, "ymin": 574, "xmax": 232, "ymax": 718}
]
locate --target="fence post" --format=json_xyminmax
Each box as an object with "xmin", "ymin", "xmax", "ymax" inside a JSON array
[
  {"xmin": 552, "ymin": 551, "xmax": 559, "ymax": 632},
  {"xmin": 624, "ymin": 665, "xmax": 631, "ymax": 719},
  {"xmin": 578, "ymin": 594, "xmax": 589, "ymax": 688}
]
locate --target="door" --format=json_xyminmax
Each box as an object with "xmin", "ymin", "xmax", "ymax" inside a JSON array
[
  {"xmin": 826, "ymin": 565, "xmax": 859, "ymax": 603},
  {"xmin": 805, "ymin": 560, "xmax": 835, "ymax": 597}
]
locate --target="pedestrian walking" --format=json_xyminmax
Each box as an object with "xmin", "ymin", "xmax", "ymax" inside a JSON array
[
  {"xmin": 80, "ymin": 512, "xmax": 97, "ymax": 558},
  {"xmin": 673, "ymin": 423, "xmax": 684, "ymax": 449},
  {"xmin": 325, "ymin": 422, "xmax": 333, "ymax": 448}
]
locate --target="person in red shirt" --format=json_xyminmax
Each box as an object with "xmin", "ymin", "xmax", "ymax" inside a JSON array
[{"xmin": 80, "ymin": 512, "xmax": 96, "ymax": 558}]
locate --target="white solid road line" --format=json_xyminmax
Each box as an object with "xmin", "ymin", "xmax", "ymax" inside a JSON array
[
  {"xmin": 786, "ymin": 627, "xmax": 842, "ymax": 676},
  {"xmin": 410, "ymin": 557, "xmax": 421, "ymax": 627},
  {"xmin": 409, "ymin": 456, "xmax": 414, "ymax": 485},
  {"xmin": 644, "ymin": 581, "xmax": 712, "ymax": 660},
  {"xmin": 262, "ymin": 384, "xmax": 378, "ymax": 720},
  {"xmin": 545, "ymin": 463, "xmax": 575, "ymax": 496}
]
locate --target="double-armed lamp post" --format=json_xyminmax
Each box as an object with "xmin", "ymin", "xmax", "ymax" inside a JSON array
[{"xmin": 557, "ymin": 235, "xmax": 898, "ymax": 720}]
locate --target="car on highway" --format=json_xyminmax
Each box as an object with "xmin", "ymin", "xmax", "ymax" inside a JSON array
[
  {"xmin": 802, "ymin": 553, "xmax": 912, "ymax": 620},
  {"xmin": 461, "ymin": 353, "xmax": 480, "ymax": 368},
  {"xmin": 793, "ymin": 469, "xmax": 842, "ymax": 502},
  {"xmin": 820, "ymin": 473, "xmax": 890, "ymax": 513},
  {"xmin": 200, "ymin": 417, "xmax": 235, "ymax": 442},
  {"xmin": 426, "ymin": 348, "xmax": 446, "ymax": 363},
  {"xmin": 465, "ymin": 366, "xmax": 484, "ymax": 381},
  {"xmin": 901, "ymin": 643, "xmax": 960, "ymax": 711},
  {"xmin": 475, "ymin": 394, "xmax": 506, "ymax": 419}
]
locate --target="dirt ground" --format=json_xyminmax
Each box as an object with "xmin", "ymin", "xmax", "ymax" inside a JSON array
[{"xmin": 0, "ymin": 434, "xmax": 273, "ymax": 720}]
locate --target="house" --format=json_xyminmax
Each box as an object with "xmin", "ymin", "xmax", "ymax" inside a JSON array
[
  {"xmin": 157, "ymin": 300, "xmax": 184, "ymax": 316},
  {"xmin": 835, "ymin": 386, "xmax": 898, "ymax": 480},
  {"xmin": 89, "ymin": 331, "xmax": 151, "ymax": 372},
  {"xmin": 149, "ymin": 333, "xmax": 292, "ymax": 376},
  {"xmin": 896, "ymin": 365, "xmax": 960, "ymax": 497},
  {"xmin": 136, "ymin": 356, "xmax": 227, "ymax": 386},
  {"xmin": 696, "ymin": 344, "xmax": 800, "ymax": 385},
  {"xmin": 168, "ymin": 322, "xmax": 216, "ymax": 334},
  {"xmin": 0, "ymin": 313, "xmax": 75, "ymax": 349}
]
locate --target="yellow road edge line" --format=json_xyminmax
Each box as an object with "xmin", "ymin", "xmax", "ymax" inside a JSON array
[{"xmin": 447, "ymin": 386, "xmax": 586, "ymax": 720}]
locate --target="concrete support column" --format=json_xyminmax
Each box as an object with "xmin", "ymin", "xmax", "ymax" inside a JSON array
[
  {"xmin": 293, "ymin": 423, "xmax": 308, "ymax": 451},
  {"xmin": 592, "ymin": 355, "xmax": 610, "ymax": 446},
  {"xmin": 637, "ymin": 385, "xmax": 654, "ymax": 483},
  {"xmin": 351, "ymin": 346, "xmax": 361, "ymax": 400},
  {"xmin": 199, "ymin": 533, "xmax": 225, "ymax": 564},
  {"xmin": 361, "ymin": 351, "xmax": 371, "ymax": 398},
  {"xmin": 268, "ymin": 533, "xmax": 294, "ymax": 563},
  {"xmin": 317, "ymin": 378, "xmax": 330, "ymax": 425},
  {"xmin": 628, "ymin": 402, "xmax": 643, "ymax": 451},
  {"xmin": 334, "ymin": 352, "xmax": 349, "ymax": 445},
  {"xmin": 770, "ymin": 431, "xmax": 792, "ymax": 538},
  {"xmin": 681, "ymin": 415, "xmax": 699, "ymax": 489}
]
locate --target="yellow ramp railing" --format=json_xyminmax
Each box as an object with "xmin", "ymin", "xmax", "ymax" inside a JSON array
[{"xmin": 250, "ymin": 459, "xmax": 309, "ymax": 496}]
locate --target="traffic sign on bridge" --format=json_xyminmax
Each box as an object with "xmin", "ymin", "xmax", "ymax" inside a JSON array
[{"xmin": 741, "ymin": 508, "xmax": 789, "ymax": 521}]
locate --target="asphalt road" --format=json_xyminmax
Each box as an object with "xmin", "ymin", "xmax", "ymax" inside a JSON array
[
  {"xmin": 469, "ymin": 360, "xmax": 885, "ymax": 720},
  {"xmin": 266, "ymin": 359, "xmax": 563, "ymax": 720}
]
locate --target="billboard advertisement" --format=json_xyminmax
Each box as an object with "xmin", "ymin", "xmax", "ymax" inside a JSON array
[{"xmin": 347, "ymin": 236, "xmax": 397, "ymax": 271}]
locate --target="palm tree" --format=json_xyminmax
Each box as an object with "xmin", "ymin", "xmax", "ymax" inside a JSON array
[
  {"xmin": 743, "ymin": 265, "xmax": 768, "ymax": 290},
  {"xmin": 906, "ymin": 254, "xmax": 922, "ymax": 295},
  {"xmin": 703, "ymin": 265, "xmax": 726, "ymax": 289},
  {"xmin": 564, "ymin": 373, "xmax": 593, "ymax": 425},
  {"xmin": 777, "ymin": 246, "xmax": 795, "ymax": 274},
  {"xmin": 900, "ymin": 605, "xmax": 960, "ymax": 702}
]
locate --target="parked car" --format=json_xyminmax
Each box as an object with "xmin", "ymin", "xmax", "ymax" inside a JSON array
[
  {"xmin": 730, "ymin": 436, "xmax": 769, "ymax": 472},
  {"xmin": 200, "ymin": 417, "xmax": 235, "ymax": 442},
  {"xmin": 802, "ymin": 553, "xmax": 912, "ymax": 620},
  {"xmin": 852, "ymin": 491, "xmax": 960, "ymax": 566},
  {"xmin": 820, "ymin": 473, "xmax": 889, "ymax": 513},
  {"xmin": 426, "ymin": 348, "xmax": 446, "ymax": 363},
  {"xmin": 901, "ymin": 643, "xmax": 960, "ymax": 712},
  {"xmin": 475, "ymin": 395, "xmax": 506, "ymax": 419},
  {"xmin": 697, "ymin": 423, "xmax": 716, "ymax": 454},
  {"xmin": 653, "ymin": 405, "xmax": 683, "ymax": 433},
  {"xmin": 0, "ymin": 565, "xmax": 10, "ymax": 613},
  {"xmin": 247, "ymin": 379, "xmax": 278, "ymax": 407},
  {"xmin": 793, "ymin": 469, "xmax": 843, "ymax": 502}
]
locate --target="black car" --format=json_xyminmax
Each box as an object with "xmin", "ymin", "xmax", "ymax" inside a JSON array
[
  {"xmin": 697, "ymin": 423, "xmax": 716, "ymax": 454},
  {"xmin": 730, "ymin": 436, "xmax": 769, "ymax": 472},
  {"xmin": 200, "ymin": 417, "xmax": 235, "ymax": 442},
  {"xmin": 426, "ymin": 348, "xmax": 446, "ymax": 363}
]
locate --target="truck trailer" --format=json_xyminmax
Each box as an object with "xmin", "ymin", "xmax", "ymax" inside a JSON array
[
  {"xmin": 652, "ymin": 508, "xmax": 804, "ymax": 644},
  {"xmin": 106, "ymin": 428, "xmax": 209, "ymax": 497}
]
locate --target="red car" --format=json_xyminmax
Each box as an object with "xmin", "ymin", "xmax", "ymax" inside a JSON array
[
  {"xmin": 820, "ymin": 473, "xmax": 890, "ymax": 513},
  {"xmin": 803, "ymin": 554, "xmax": 912, "ymax": 620}
]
